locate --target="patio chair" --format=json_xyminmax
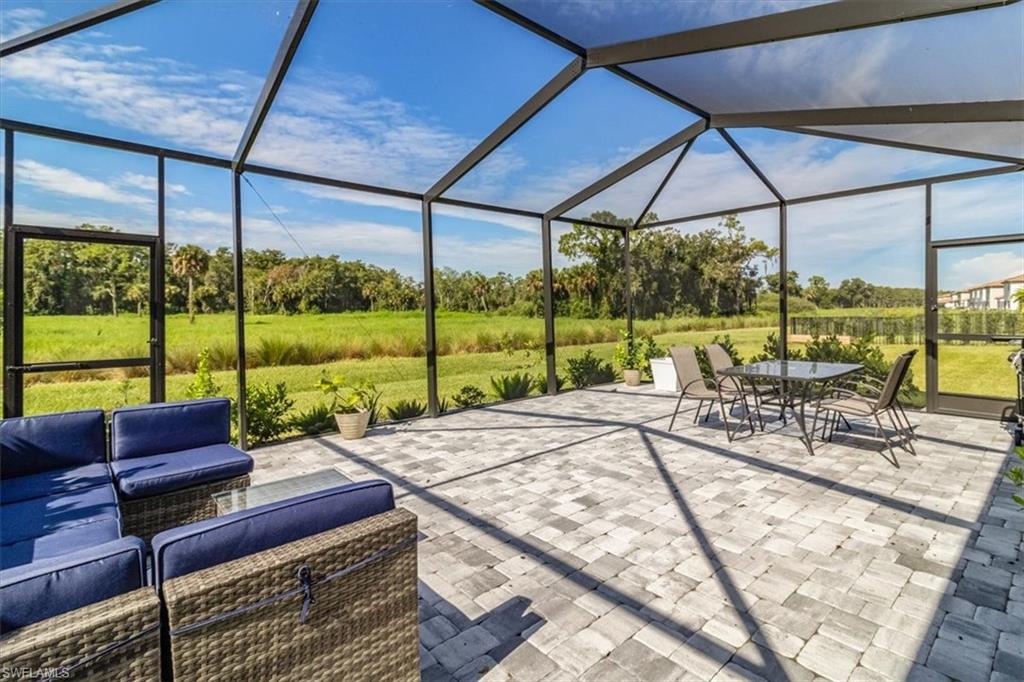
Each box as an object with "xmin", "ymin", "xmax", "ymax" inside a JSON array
[
  {"xmin": 813, "ymin": 350, "xmax": 918, "ymax": 465},
  {"xmin": 704, "ymin": 343, "xmax": 775, "ymax": 430},
  {"xmin": 667, "ymin": 346, "xmax": 755, "ymax": 441}
]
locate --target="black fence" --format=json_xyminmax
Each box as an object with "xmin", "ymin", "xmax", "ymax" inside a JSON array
[{"xmin": 791, "ymin": 309, "xmax": 1022, "ymax": 344}]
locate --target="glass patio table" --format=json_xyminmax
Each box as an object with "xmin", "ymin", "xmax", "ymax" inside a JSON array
[
  {"xmin": 213, "ymin": 468, "xmax": 352, "ymax": 515},
  {"xmin": 718, "ymin": 360, "xmax": 863, "ymax": 456}
]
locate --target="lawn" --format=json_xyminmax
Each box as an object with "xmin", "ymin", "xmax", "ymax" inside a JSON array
[{"xmin": 13, "ymin": 312, "xmax": 1018, "ymax": 425}]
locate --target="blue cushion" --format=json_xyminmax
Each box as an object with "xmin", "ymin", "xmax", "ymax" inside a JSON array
[
  {"xmin": 110, "ymin": 444, "xmax": 253, "ymax": 499},
  {"xmin": 1, "ymin": 463, "xmax": 113, "ymax": 505},
  {"xmin": 0, "ymin": 536, "xmax": 146, "ymax": 634},
  {"xmin": 0, "ymin": 519, "xmax": 122, "ymax": 571},
  {"xmin": 152, "ymin": 480, "xmax": 395, "ymax": 589},
  {"xmin": 0, "ymin": 483, "xmax": 120, "ymax": 546},
  {"xmin": 111, "ymin": 398, "xmax": 230, "ymax": 461},
  {"xmin": 0, "ymin": 410, "xmax": 106, "ymax": 479}
]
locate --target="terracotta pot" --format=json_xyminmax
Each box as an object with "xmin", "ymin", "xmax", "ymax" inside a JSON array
[
  {"xmin": 623, "ymin": 369, "xmax": 642, "ymax": 387},
  {"xmin": 335, "ymin": 411, "xmax": 370, "ymax": 440}
]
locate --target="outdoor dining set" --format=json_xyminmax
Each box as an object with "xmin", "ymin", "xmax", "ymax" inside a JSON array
[{"xmin": 666, "ymin": 344, "xmax": 918, "ymax": 464}]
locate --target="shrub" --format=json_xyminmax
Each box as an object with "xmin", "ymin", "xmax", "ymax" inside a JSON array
[
  {"xmin": 290, "ymin": 402, "xmax": 335, "ymax": 435},
  {"xmin": 438, "ymin": 397, "xmax": 450, "ymax": 414},
  {"xmin": 185, "ymin": 347, "xmax": 221, "ymax": 399},
  {"xmin": 490, "ymin": 372, "xmax": 534, "ymax": 400},
  {"xmin": 239, "ymin": 382, "xmax": 294, "ymax": 446},
  {"xmin": 316, "ymin": 373, "xmax": 382, "ymax": 423},
  {"xmin": 751, "ymin": 332, "xmax": 920, "ymax": 399},
  {"xmin": 1006, "ymin": 447, "xmax": 1024, "ymax": 509},
  {"xmin": 532, "ymin": 373, "xmax": 565, "ymax": 394},
  {"xmin": 614, "ymin": 330, "xmax": 662, "ymax": 376},
  {"xmin": 452, "ymin": 385, "xmax": 487, "ymax": 408},
  {"xmin": 387, "ymin": 399, "xmax": 427, "ymax": 421},
  {"xmin": 566, "ymin": 350, "xmax": 616, "ymax": 388}
]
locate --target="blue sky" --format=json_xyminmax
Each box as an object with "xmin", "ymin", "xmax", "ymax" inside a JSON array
[{"xmin": 0, "ymin": 1, "xmax": 1020, "ymax": 289}]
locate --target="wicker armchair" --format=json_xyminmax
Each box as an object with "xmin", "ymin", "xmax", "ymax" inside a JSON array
[
  {"xmin": 0, "ymin": 588, "xmax": 160, "ymax": 681},
  {"xmin": 159, "ymin": 502, "xmax": 419, "ymax": 681}
]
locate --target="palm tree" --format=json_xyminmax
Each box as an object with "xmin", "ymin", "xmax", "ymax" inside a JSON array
[{"xmin": 170, "ymin": 245, "xmax": 209, "ymax": 323}]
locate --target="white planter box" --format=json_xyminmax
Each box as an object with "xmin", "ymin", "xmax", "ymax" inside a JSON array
[{"xmin": 649, "ymin": 357, "xmax": 679, "ymax": 392}]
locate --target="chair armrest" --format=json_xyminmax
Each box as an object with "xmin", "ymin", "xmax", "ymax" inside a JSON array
[
  {"xmin": 0, "ymin": 588, "xmax": 160, "ymax": 680},
  {"xmin": 163, "ymin": 507, "xmax": 419, "ymax": 681}
]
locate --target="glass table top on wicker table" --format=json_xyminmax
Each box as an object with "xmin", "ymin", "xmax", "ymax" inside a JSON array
[
  {"xmin": 212, "ymin": 468, "xmax": 352, "ymax": 515},
  {"xmin": 718, "ymin": 360, "xmax": 863, "ymax": 456}
]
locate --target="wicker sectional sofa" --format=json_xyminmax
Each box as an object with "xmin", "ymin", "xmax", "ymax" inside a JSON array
[{"xmin": 1, "ymin": 400, "xmax": 418, "ymax": 679}]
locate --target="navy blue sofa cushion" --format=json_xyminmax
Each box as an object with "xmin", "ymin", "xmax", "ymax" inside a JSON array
[
  {"xmin": 152, "ymin": 480, "xmax": 395, "ymax": 589},
  {"xmin": 110, "ymin": 444, "xmax": 253, "ymax": 499},
  {"xmin": 0, "ymin": 410, "xmax": 106, "ymax": 479},
  {"xmin": 111, "ymin": 398, "xmax": 230, "ymax": 461},
  {"xmin": 0, "ymin": 536, "xmax": 146, "ymax": 634},
  {"xmin": 1, "ymin": 463, "xmax": 113, "ymax": 505},
  {"xmin": 0, "ymin": 483, "xmax": 120, "ymax": 545},
  {"xmin": 0, "ymin": 519, "xmax": 122, "ymax": 571}
]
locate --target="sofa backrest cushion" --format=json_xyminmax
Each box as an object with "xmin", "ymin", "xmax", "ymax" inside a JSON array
[
  {"xmin": 0, "ymin": 536, "xmax": 146, "ymax": 634},
  {"xmin": 152, "ymin": 480, "xmax": 395, "ymax": 589},
  {"xmin": 111, "ymin": 398, "xmax": 230, "ymax": 460},
  {"xmin": 0, "ymin": 410, "xmax": 106, "ymax": 479}
]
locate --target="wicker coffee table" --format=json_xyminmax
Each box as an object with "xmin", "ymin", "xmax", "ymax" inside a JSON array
[{"xmin": 212, "ymin": 468, "xmax": 352, "ymax": 515}]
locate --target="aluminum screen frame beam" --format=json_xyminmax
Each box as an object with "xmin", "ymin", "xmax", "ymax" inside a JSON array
[
  {"xmin": 233, "ymin": 0, "xmax": 319, "ymax": 170},
  {"xmin": 782, "ymin": 125, "xmax": 1024, "ymax": 165},
  {"xmin": 631, "ymin": 139, "xmax": 694, "ymax": 228},
  {"xmin": 545, "ymin": 119, "xmax": 707, "ymax": 220},
  {"xmin": 718, "ymin": 128, "xmax": 786, "ymax": 202},
  {"xmin": 585, "ymin": 0, "xmax": 1018, "ymax": 67},
  {"xmin": 426, "ymin": 56, "xmax": 585, "ymax": 202},
  {"xmin": 474, "ymin": 0, "xmax": 710, "ymax": 118},
  {"xmin": 639, "ymin": 164, "xmax": 1021, "ymax": 228},
  {"xmin": 710, "ymin": 101, "xmax": 1024, "ymax": 128},
  {"xmin": 0, "ymin": 0, "xmax": 160, "ymax": 58}
]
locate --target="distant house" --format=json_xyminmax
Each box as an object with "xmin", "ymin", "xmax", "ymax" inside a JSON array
[{"xmin": 947, "ymin": 273, "xmax": 1024, "ymax": 310}]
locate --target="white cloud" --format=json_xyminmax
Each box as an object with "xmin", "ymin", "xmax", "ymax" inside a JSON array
[
  {"xmin": 0, "ymin": 7, "xmax": 45, "ymax": 40},
  {"xmin": 118, "ymin": 172, "xmax": 188, "ymax": 195},
  {"xmin": 15, "ymin": 159, "xmax": 153, "ymax": 208},
  {"xmin": 946, "ymin": 250, "xmax": 1022, "ymax": 290}
]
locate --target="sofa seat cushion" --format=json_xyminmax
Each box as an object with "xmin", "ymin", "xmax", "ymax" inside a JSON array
[
  {"xmin": 0, "ymin": 410, "xmax": 106, "ymax": 479},
  {"xmin": 0, "ymin": 483, "xmax": 120, "ymax": 546},
  {"xmin": 1, "ymin": 463, "xmax": 113, "ymax": 505},
  {"xmin": 152, "ymin": 480, "xmax": 394, "ymax": 588},
  {"xmin": 110, "ymin": 444, "xmax": 253, "ymax": 499},
  {"xmin": 0, "ymin": 536, "xmax": 146, "ymax": 634},
  {"xmin": 0, "ymin": 519, "xmax": 122, "ymax": 571},
  {"xmin": 111, "ymin": 398, "xmax": 231, "ymax": 461}
]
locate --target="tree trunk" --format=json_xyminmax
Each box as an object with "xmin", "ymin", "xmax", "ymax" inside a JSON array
[
  {"xmin": 187, "ymin": 276, "xmax": 195, "ymax": 323},
  {"xmin": 111, "ymin": 288, "xmax": 118, "ymax": 317}
]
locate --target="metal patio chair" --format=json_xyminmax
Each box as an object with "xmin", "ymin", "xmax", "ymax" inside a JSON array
[
  {"xmin": 668, "ymin": 346, "xmax": 755, "ymax": 441},
  {"xmin": 813, "ymin": 350, "xmax": 918, "ymax": 465},
  {"xmin": 704, "ymin": 343, "xmax": 777, "ymax": 430}
]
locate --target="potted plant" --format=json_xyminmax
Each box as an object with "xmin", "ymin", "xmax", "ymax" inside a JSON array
[
  {"xmin": 615, "ymin": 331, "xmax": 661, "ymax": 387},
  {"xmin": 317, "ymin": 374, "xmax": 377, "ymax": 440}
]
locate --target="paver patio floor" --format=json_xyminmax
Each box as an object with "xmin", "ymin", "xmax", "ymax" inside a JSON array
[{"xmin": 253, "ymin": 385, "xmax": 1022, "ymax": 682}]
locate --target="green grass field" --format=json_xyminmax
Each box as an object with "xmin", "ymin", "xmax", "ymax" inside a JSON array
[{"xmin": 12, "ymin": 312, "xmax": 1017, "ymax": 421}]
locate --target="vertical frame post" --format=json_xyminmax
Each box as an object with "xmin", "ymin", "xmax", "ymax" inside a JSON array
[
  {"xmin": 623, "ymin": 226, "xmax": 634, "ymax": 336},
  {"xmin": 151, "ymin": 154, "xmax": 166, "ymax": 403},
  {"xmin": 231, "ymin": 172, "xmax": 248, "ymax": 448},
  {"xmin": 541, "ymin": 216, "xmax": 557, "ymax": 394},
  {"xmin": 778, "ymin": 202, "xmax": 788, "ymax": 359},
  {"xmin": 2, "ymin": 129, "xmax": 21, "ymax": 417},
  {"xmin": 421, "ymin": 200, "xmax": 439, "ymax": 416},
  {"xmin": 924, "ymin": 184, "xmax": 937, "ymax": 412}
]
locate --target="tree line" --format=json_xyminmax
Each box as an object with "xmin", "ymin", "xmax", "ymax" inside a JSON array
[
  {"xmin": 16, "ymin": 214, "xmax": 919, "ymax": 320},
  {"xmin": 766, "ymin": 270, "xmax": 924, "ymax": 310}
]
